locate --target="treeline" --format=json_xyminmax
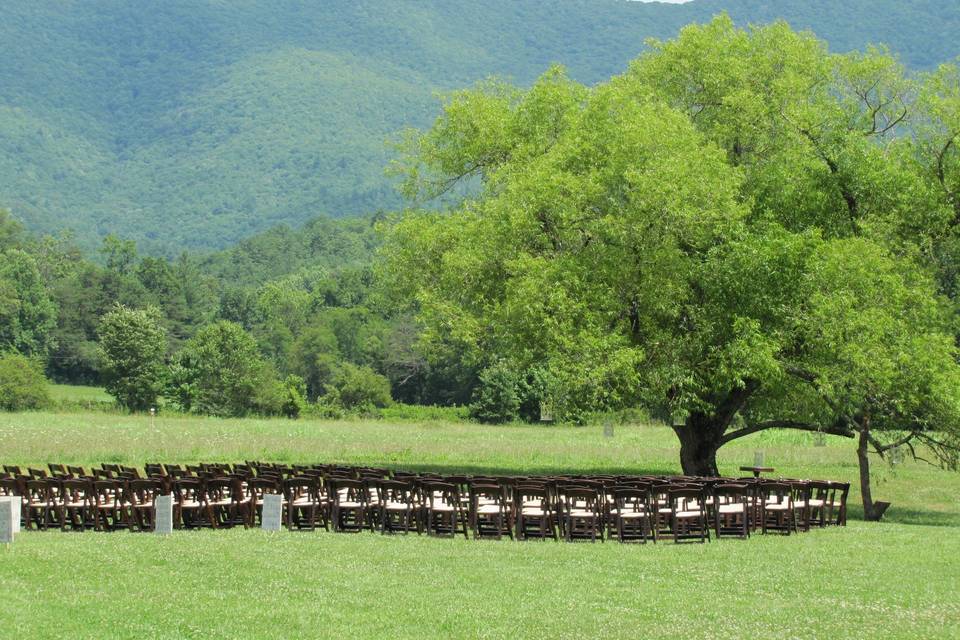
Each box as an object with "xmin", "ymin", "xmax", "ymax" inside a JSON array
[{"xmin": 0, "ymin": 209, "xmax": 477, "ymax": 417}]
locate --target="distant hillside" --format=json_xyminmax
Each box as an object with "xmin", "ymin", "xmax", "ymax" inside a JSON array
[{"xmin": 2, "ymin": 0, "xmax": 960, "ymax": 254}]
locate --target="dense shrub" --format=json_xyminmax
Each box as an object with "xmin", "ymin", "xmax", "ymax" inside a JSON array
[
  {"xmin": 0, "ymin": 352, "xmax": 51, "ymax": 411},
  {"xmin": 166, "ymin": 321, "xmax": 279, "ymax": 417},
  {"xmin": 378, "ymin": 403, "xmax": 470, "ymax": 422},
  {"xmin": 469, "ymin": 362, "xmax": 523, "ymax": 424},
  {"xmin": 325, "ymin": 362, "xmax": 392, "ymax": 410},
  {"xmin": 260, "ymin": 374, "xmax": 308, "ymax": 419}
]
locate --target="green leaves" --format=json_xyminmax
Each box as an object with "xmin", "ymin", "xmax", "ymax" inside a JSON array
[
  {"xmin": 383, "ymin": 16, "xmax": 960, "ymax": 449},
  {"xmin": 0, "ymin": 248, "xmax": 56, "ymax": 358},
  {"xmin": 167, "ymin": 320, "xmax": 275, "ymax": 417},
  {"xmin": 97, "ymin": 304, "xmax": 167, "ymax": 412}
]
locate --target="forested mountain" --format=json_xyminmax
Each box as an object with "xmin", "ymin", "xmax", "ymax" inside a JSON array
[{"xmin": 2, "ymin": 1, "xmax": 960, "ymax": 254}]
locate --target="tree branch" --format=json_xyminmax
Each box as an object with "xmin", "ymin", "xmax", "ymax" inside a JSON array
[
  {"xmin": 719, "ymin": 418, "xmax": 855, "ymax": 446},
  {"xmin": 866, "ymin": 431, "xmax": 916, "ymax": 458}
]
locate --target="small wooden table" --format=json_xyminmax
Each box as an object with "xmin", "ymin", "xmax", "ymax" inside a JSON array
[{"xmin": 739, "ymin": 466, "xmax": 774, "ymax": 478}]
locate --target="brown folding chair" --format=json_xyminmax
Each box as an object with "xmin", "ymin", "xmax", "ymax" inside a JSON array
[
  {"xmin": 561, "ymin": 487, "xmax": 604, "ymax": 542},
  {"xmin": 205, "ymin": 478, "xmax": 247, "ymax": 528},
  {"xmin": 376, "ymin": 479, "xmax": 418, "ymax": 534},
  {"xmin": 711, "ymin": 483, "xmax": 750, "ymax": 539},
  {"xmin": 611, "ymin": 486, "xmax": 655, "ymax": 543},
  {"xmin": 513, "ymin": 484, "xmax": 556, "ymax": 541},
  {"xmin": 60, "ymin": 478, "xmax": 95, "ymax": 531},
  {"xmin": 127, "ymin": 479, "xmax": 164, "ymax": 531},
  {"xmin": 329, "ymin": 478, "xmax": 372, "ymax": 533},
  {"xmin": 92, "ymin": 480, "xmax": 126, "ymax": 531},
  {"xmin": 760, "ymin": 481, "xmax": 796, "ymax": 535},
  {"xmin": 173, "ymin": 478, "xmax": 215, "ymax": 529},
  {"xmin": 826, "ymin": 481, "xmax": 849, "ymax": 526},
  {"xmin": 25, "ymin": 479, "xmax": 55, "ymax": 529},
  {"xmin": 283, "ymin": 476, "xmax": 326, "ymax": 531},
  {"xmin": 423, "ymin": 481, "xmax": 467, "ymax": 538},
  {"xmin": 668, "ymin": 487, "xmax": 710, "ymax": 543},
  {"xmin": 468, "ymin": 483, "xmax": 512, "ymax": 540}
]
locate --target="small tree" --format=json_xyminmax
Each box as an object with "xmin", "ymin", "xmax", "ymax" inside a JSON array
[
  {"xmin": 469, "ymin": 362, "xmax": 523, "ymax": 424},
  {"xmin": 0, "ymin": 352, "xmax": 50, "ymax": 411},
  {"xmin": 0, "ymin": 248, "xmax": 57, "ymax": 357},
  {"xmin": 98, "ymin": 304, "xmax": 167, "ymax": 411}
]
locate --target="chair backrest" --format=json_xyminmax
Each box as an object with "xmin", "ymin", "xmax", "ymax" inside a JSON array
[
  {"xmin": 128, "ymin": 479, "xmax": 164, "ymax": 505},
  {"xmin": 283, "ymin": 476, "xmax": 319, "ymax": 503},
  {"xmin": 668, "ymin": 487, "xmax": 705, "ymax": 514},
  {"xmin": 205, "ymin": 478, "xmax": 239, "ymax": 502},
  {"xmin": 469, "ymin": 483, "xmax": 505, "ymax": 509},
  {"xmin": 246, "ymin": 477, "xmax": 281, "ymax": 504},
  {"xmin": 788, "ymin": 480, "xmax": 810, "ymax": 501},
  {"xmin": 713, "ymin": 483, "xmax": 749, "ymax": 498},
  {"xmin": 330, "ymin": 478, "xmax": 369, "ymax": 505},
  {"xmin": 0, "ymin": 477, "xmax": 20, "ymax": 497},
  {"xmin": 444, "ymin": 475, "xmax": 471, "ymax": 493},
  {"xmin": 173, "ymin": 478, "xmax": 206, "ymax": 504},
  {"xmin": 515, "ymin": 484, "xmax": 550, "ymax": 510},
  {"xmin": 376, "ymin": 479, "xmax": 414, "ymax": 505},
  {"xmin": 562, "ymin": 488, "xmax": 601, "ymax": 516},
  {"xmin": 613, "ymin": 486, "xmax": 652, "ymax": 513},
  {"xmin": 61, "ymin": 478, "xmax": 94, "ymax": 504},
  {"xmin": 423, "ymin": 481, "xmax": 459, "ymax": 511},
  {"xmin": 26, "ymin": 478, "xmax": 52, "ymax": 503},
  {"xmin": 93, "ymin": 480, "xmax": 120, "ymax": 506},
  {"xmin": 759, "ymin": 481, "xmax": 793, "ymax": 505},
  {"xmin": 144, "ymin": 464, "xmax": 164, "ymax": 476}
]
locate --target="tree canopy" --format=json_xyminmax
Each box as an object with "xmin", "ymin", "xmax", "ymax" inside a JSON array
[{"xmin": 383, "ymin": 16, "xmax": 960, "ymax": 484}]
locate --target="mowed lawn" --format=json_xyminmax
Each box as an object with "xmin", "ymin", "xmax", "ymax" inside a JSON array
[{"xmin": 1, "ymin": 411, "xmax": 959, "ymax": 638}]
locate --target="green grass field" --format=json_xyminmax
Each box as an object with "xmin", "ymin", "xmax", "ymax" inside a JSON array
[
  {"xmin": 46, "ymin": 384, "xmax": 115, "ymax": 404},
  {"xmin": 2, "ymin": 410, "xmax": 958, "ymax": 638}
]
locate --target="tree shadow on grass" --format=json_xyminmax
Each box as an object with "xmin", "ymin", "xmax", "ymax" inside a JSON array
[
  {"xmin": 346, "ymin": 462, "xmax": 681, "ymax": 478},
  {"xmin": 845, "ymin": 504, "xmax": 959, "ymax": 528}
]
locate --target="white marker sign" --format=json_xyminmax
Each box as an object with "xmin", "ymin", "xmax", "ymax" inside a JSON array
[
  {"xmin": 2, "ymin": 497, "xmax": 20, "ymax": 534},
  {"xmin": 261, "ymin": 494, "xmax": 283, "ymax": 532},
  {"xmin": 0, "ymin": 497, "xmax": 13, "ymax": 544},
  {"xmin": 155, "ymin": 494, "xmax": 174, "ymax": 535}
]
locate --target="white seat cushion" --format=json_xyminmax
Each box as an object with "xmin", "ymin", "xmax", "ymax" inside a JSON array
[{"xmin": 718, "ymin": 503, "xmax": 745, "ymax": 514}]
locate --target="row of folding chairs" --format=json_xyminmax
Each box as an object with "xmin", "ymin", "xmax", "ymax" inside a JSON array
[{"xmin": 0, "ymin": 463, "xmax": 849, "ymax": 543}]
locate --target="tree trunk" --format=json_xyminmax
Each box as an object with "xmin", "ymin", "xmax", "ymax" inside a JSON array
[
  {"xmin": 673, "ymin": 414, "xmax": 723, "ymax": 476},
  {"xmin": 857, "ymin": 419, "xmax": 881, "ymax": 521}
]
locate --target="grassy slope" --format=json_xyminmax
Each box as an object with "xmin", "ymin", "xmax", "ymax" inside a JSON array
[{"xmin": 1, "ymin": 411, "xmax": 957, "ymax": 638}]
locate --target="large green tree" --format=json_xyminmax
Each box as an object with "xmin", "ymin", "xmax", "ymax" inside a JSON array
[{"xmin": 383, "ymin": 17, "xmax": 960, "ymax": 499}]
